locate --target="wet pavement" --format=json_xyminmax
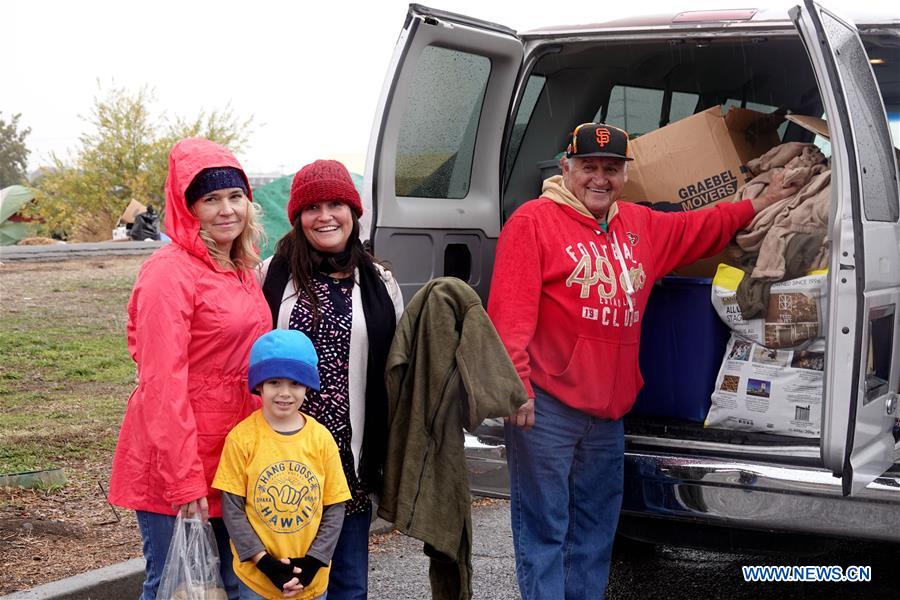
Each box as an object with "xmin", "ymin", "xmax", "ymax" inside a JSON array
[
  {"xmin": 608, "ymin": 538, "xmax": 898, "ymax": 599},
  {"xmin": 369, "ymin": 498, "xmax": 899, "ymax": 599}
]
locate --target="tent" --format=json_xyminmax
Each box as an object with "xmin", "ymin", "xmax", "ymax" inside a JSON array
[
  {"xmin": 0, "ymin": 185, "xmax": 35, "ymax": 245},
  {"xmin": 253, "ymin": 171, "xmax": 364, "ymax": 260}
]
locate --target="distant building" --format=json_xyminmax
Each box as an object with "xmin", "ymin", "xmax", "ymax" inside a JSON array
[
  {"xmin": 247, "ymin": 173, "xmax": 285, "ymax": 189},
  {"xmin": 246, "ymin": 154, "xmax": 366, "ymax": 190}
]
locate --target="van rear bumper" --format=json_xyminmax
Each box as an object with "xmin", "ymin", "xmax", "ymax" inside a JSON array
[
  {"xmin": 465, "ymin": 435, "xmax": 900, "ymax": 542},
  {"xmin": 620, "ymin": 452, "xmax": 900, "ymax": 542}
]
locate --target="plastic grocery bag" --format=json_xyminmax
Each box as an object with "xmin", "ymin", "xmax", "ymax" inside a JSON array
[{"xmin": 157, "ymin": 516, "xmax": 227, "ymax": 600}]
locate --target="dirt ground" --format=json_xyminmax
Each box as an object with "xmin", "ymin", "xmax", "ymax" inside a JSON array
[
  {"xmin": 0, "ymin": 255, "xmax": 147, "ymax": 594},
  {"xmin": 0, "ymin": 459, "xmax": 143, "ymax": 593}
]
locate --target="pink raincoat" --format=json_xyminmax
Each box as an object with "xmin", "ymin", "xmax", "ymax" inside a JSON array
[{"xmin": 108, "ymin": 138, "xmax": 271, "ymax": 517}]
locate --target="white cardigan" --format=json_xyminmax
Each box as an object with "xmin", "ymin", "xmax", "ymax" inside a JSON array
[{"xmin": 258, "ymin": 257, "xmax": 404, "ymax": 475}]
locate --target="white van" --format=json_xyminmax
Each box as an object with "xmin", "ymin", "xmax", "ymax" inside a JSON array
[{"xmin": 363, "ymin": 2, "xmax": 900, "ymax": 546}]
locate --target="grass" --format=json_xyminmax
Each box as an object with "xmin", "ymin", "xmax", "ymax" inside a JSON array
[{"xmin": 0, "ymin": 259, "xmax": 139, "ymax": 474}]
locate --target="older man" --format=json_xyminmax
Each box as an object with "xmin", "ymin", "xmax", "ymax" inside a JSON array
[{"xmin": 487, "ymin": 122, "xmax": 797, "ymax": 599}]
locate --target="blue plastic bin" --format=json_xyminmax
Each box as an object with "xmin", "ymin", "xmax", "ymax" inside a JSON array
[{"xmin": 632, "ymin": 276, "xmax": 729, "ymax": 422}]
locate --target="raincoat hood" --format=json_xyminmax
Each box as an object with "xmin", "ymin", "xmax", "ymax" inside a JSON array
[{"xmin": 164, "ymin": 138, "xmax": 253, "ymax": 267}]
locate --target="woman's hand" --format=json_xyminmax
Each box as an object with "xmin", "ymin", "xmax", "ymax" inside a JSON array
[{"xmin": 176, "ymin": 496, "xmax": 209, "ymax": 523}]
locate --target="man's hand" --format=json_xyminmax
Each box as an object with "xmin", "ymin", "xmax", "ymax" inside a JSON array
[
  {"xmin": 750, "ymin": 169, "xmax": 802, "ymax": 213},
  {"xmin": 506, "ymin": 397, "xmax": 535, "ymax": 431},
  {"xmin": 176, "ymin": 497, "xmax": 209, "ymax": 523}
]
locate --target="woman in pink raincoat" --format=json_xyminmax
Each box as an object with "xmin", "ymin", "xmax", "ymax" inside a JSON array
[{"xmin": 109, "ymin": 138, "xmax": 271, "ymax": 599}]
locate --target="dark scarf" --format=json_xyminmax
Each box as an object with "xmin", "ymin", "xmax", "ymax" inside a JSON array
[
  {"xmin": 353, "ymin": 259, "xmax": 396, "ymax": 493},
  {"xmin": 308, "ymin": 242, "xmax": 397, "ymax": 492},
  {"xmin": 310, "ymin": 246, "xmax": 354, "ymax": 275}
]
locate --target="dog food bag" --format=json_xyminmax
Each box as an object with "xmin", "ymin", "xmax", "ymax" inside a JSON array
[
  {"xmin": 711, "ymin": 264, "xmax": 827, "ymax": 349},
  {"xmin": 705, "ymin": 334, "xmax": 823, "ymax": 437}
]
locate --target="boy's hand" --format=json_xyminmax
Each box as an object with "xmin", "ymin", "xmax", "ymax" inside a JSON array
[
  {"xmin": 289, "ymin": 555, "xmax": 327, "ymax": 587},
  {"xmin": 255, "ymin": 553, "xmax": 301, "ymax": 592}
]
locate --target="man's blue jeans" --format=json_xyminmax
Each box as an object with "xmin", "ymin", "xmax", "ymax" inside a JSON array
[
  {"xmin": 505, "ymin": 387, "xmax": 624, "ymax": 599},
  {"xmin": 327, "ymin": 503, "xmax": 371, "ymax": 599},
  {"xmin": 136, "ymin": 511, "xmax": 239, "ymax": 600}
]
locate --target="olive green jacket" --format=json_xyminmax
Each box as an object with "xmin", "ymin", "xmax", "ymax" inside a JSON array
[{"xmin": 378, "ymin": 277, "xmax": 527, "ymax": 600}]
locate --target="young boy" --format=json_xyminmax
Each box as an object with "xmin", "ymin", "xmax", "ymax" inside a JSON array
[{"xmin": 214, "ymin": 330, "xmax": 351, "ymax": 600}]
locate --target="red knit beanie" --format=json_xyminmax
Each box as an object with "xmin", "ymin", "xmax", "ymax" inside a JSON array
[{"xmin": 287, "ymin": 160, "xmax": 363, "ymax": 223}]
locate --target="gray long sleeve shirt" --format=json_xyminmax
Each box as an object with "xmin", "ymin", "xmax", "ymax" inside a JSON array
[{"xmin": 221, "ymin": 491, "xmax": 346, "ymax": 563}]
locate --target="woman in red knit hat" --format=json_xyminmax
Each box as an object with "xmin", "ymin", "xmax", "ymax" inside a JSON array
[{"xmin": 258, "ymin": 159, "xmax": 403, "ymax": 599}]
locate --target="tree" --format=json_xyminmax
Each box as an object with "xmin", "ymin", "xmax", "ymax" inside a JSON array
[
  {"xmin": 27, "ymin": 84, "xmax": 252, "ymax": 241},
  {"xmin": 0, "ymin": 112, "xmax": 32, "ymax": 187}
]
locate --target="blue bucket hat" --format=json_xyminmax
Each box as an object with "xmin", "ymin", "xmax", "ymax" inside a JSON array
[{"xmin": 248, "ymin": 330, "xmax": 320, "ymax": 392}]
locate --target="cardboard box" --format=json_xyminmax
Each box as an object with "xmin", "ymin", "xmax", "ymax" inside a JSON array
[
  {"xmin": 623, "ymin": 106, "xmax": 781, "ymax": 208},
  {"xmin": 621, "ymin": 106, "xmax": 782, "ymax": 277},
  {"xmin": 785, "ymin": 113, "xmax": 829, "ymax": 139},
  {"xmin": 117, "ymin": 199, "xmax": 147, "ymax": 226}
]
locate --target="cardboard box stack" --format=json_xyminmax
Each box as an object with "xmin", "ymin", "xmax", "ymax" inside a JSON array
[{"xmin": 620, "ymin": 106, "xmax": 783, "ymax": 277}]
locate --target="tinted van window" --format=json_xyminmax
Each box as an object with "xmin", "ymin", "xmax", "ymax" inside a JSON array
[
  {"xmin": 504, "ymin": 75, "xmax": 546, "ymax": 185},
  {"xmin": 824, "ymin": 14, "xmax": 899, "ymax": 222},
  {"xmin": 395, "ymin": 46, "xmax": 490, "ymax": 199},
  {"xmin": 599, "ymin": 86, "xmax": 699, "ymax": 136},
  {"xmin": 600, "ymin": 86, "xmax": 662, "ymax": 136}
]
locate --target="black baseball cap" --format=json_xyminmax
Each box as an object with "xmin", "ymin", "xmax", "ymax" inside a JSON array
[{"xmin": 565, "ymin": 122, "xmax": 633, "ymax": 161}]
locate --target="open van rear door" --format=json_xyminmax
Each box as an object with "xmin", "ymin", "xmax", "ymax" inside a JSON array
[
  {"xmin": 791, "ymin": 1, "xmax": 900, "ymax": 494},
  {"xmin": 363, "ymin": 4, "xmax": 522, "ymax": 302}
]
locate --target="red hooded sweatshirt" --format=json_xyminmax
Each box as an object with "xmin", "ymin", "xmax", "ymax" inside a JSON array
[
  {"xmin": 108, "ymin": 138, "xmax": 271, "ymax": 516},
  {"xmin": 487, "ymin": 177, "xmax": 754, "ymax": 419}
]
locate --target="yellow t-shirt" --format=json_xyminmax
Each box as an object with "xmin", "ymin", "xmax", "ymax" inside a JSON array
[{"xmin": 213, "ymin": 410, "xmax": 351, "ymax": 599}]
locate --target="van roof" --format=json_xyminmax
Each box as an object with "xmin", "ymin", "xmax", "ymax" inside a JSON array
[{"xmin": 519, "ymin": 6, "xmax": 900, "ymax": 38}]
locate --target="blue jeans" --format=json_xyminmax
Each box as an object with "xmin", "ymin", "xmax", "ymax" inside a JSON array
[
  {"xmin": 237, "ymin": 577, "xmax": 326, "ymax": 600},
  {"xmin": 505, "ymin": 387, "xmax": 625, "ymax": 600},
  {"xmin": 327, "ymin": 503, "xmax": 371, "ymax": 599},
  {"xmin": 136, "ymin": 511, "xmax": 239, "ymax": 600}
]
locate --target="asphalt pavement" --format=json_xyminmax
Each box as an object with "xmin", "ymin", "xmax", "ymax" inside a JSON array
[
  {"xmin": 0, "ymin": 240, "xmax": 165, "ymax": 262},
  {"xmin": 369, "ymin": 499, "xmax": 519, "ymax": 599},
  {"xmin": 369, "ymin": 498, "xmax": 899, "ymax": 599}
]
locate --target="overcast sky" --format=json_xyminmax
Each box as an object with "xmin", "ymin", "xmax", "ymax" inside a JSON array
[{"xmin": 7, "ymin": 0, "xmax": 880, "ymax": 176}]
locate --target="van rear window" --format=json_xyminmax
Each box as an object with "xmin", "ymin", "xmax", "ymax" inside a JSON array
[
  {"xmin": 394, "ymin": 46, "xmax": 490, "ymax": 199},
  {"xmin": 597, "ymin": 86, "xmax": 698, "ymax": 137}
]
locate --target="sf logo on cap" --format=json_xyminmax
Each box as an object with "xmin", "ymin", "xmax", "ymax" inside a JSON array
[{"xmin": 595, "ymin": 127, "xmax": 611, "ymax": 147}]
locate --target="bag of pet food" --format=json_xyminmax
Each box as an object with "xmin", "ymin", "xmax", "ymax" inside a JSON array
[
  {"xmin": 711, "ymin": 264, "xmax": 827, "ymax": 349},
  {"xmin": 705, "ymin": 334, "xmax": 823, "ymax": 437}
]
